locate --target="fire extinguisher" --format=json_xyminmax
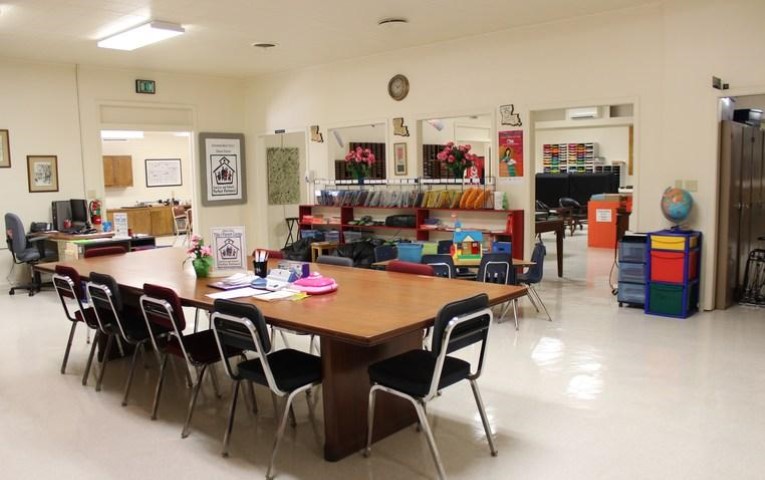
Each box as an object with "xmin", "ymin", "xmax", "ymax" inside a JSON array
[{"xmin": 89, "ymin": 199, "xmax": 102, "ymax": 225}]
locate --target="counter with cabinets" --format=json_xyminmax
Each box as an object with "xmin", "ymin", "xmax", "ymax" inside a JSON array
[{"xmin": 106, "ymin": 205, "xmax": 175, "ymax": 237}]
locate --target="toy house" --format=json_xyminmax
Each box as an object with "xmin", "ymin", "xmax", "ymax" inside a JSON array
[{"xmin": 452, "ymin": 230, "xmax": 484, "ymax": 262}]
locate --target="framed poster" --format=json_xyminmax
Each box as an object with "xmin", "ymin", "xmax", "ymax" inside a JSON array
[
  {"xmin": 0, "ymin": 130, "xmax": 10, "ymax": 168},
  {"xmin": 27, "ymin": 155, "xmax": 59, "ymax": 192},
  {"xmin": 199, "ymin": 132, "xmax": 247, "ymax": 206},
  {"xmin": 394, "ymin": 142, "xmax": 407, "ymax": 176},
  {"xmin": 113, "ymin": 212, "xmax": 129, "ymax": 237},
  {"xmin": 498, "ymin": 130, "xmax": 524, "ymax": 178},
  {"xmin": 145, "ymin": 158, "xmax": 182, "ymax": 187},
  {"xmin": 211, "ymin": 226, "xmax": 247, "ymax": 272}
]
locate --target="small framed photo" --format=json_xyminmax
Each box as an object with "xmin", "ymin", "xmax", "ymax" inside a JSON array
[
  {"xmin": 27, "ymin": 155, "xmax": 59, "ymax": 193},
  {"xmin": 394, "ymin": 142, "xmax": 407, "ymax": 176},
  {"xmin": 0, "ymin": 130, "xmax": 10, "ymax": 168}
]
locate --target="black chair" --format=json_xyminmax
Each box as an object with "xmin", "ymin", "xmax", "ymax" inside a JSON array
[
  {"xmin": 421, "ymin": 254, "xmax": 454, "ymax": 278},
  {"xmin": 4, "ymin": 213, "xmax": 55, "ymax": 296},
  {"xmin": 518, "ymin": 243, "xmax": 552, "ymax": 322},
  {"xmin": 536, "ymin": 200, "xmax": 552, "ymax": 220},
  {"xmin": 373, "ymin": 244, "xmax": 397, "ymax": 267},
  {"xmin": 140, "ymin": 283, "xmax": 235, "ymax": 438},
  {"xmin": 316, "ymin": 255, "xmax": 353, "ymax": 267},
  {"xmin": 211, "ymin": 299, "xmax": 322, "ymax": 478},
  {"xmin": 477, "ymin": 253, "xmax": 520, "ymax": 330},
  {"xmin": 86, "ymin": 272, "xmax": 167, "ymax": 404},
  {"xmin": 559, "ymin": 197, "xmax": 586, "ymax": 234},
  {"xmin": 365, "ymin": 294, "xmax": 497, "ymax": 478},
  {"xmin": 52, "ymin": 265, "xmax": 101, "ymax": 384},
  {"xmin": 436, "ymin": 240, "xmax": 453, "ymax": 254}
]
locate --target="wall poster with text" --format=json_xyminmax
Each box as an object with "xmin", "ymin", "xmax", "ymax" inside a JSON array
[
  {"xmin": 211, "ymin": 226, "xmax": 247, "ymax": 272},
  {"xmin": 199, "ymin": 133, "xmax": 247, "ymax": 206},
  {"xmin": 498, "ymin": 130, "xmax": 524, "ymax": 178}
]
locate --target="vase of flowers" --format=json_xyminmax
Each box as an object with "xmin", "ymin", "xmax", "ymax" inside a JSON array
[
  {"xmin": 344, "ymin": 146, "xmax": 376, "ymax": 184},
  {"xmin": 186, "ymin": 235, "xmax": 213, "ymax": 278},
  {"xmin": 436, "ymin": 142, "xmax": 478, "ymax": 180}
]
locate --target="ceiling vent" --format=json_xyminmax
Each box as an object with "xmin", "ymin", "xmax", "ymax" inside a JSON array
[{"xmin": 566, "ymin": 107, "xmax": 601, "ymax": 120}]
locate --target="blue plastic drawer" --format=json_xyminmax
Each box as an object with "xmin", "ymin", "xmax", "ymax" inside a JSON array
[
  {"xmin": 618, "ymin": 241, "xmax": 646, "ymax": 263},
  {"xmin": 618, "ymin": 262, "xmax": 646, "ymax": 284},
  {"xmin": 618, "ymin": 282, "xmax": 645, "ymax": 305}
]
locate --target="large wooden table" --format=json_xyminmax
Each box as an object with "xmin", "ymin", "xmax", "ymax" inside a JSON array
[
  {"xmin": 37, "ymin": 248, "xmax": 526, "ymax": 461},
  {"xmin": 535, "ymin": 218, "xmax": 564, "ymax": 277}
]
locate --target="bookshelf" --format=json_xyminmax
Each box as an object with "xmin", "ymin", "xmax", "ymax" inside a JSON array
[{"xmin": 542, "ymin": 142, "xmax": 601, "ymax": 173}]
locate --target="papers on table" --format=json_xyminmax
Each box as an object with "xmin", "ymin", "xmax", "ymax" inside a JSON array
[
  {"xmin": 251, "ymin": 289, "xmax": 301, "ymax": 302},
  {"xmin": 206, "ymin": 287, "xmax": 264, "ymax": 300}
]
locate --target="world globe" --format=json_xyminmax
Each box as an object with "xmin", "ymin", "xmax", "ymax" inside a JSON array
[{"xmin": 661, "ymin": 187, "xmax": 694, "ymax": 225}]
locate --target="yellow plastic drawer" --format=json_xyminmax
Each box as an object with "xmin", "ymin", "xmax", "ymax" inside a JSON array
[{"xmin": 650, "ymin": 235, "xmax": 697, "ymax": 251}]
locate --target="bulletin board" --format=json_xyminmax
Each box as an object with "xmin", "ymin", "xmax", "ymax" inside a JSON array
[{"xmin": 145, "ymin": 158, "xmax": 182, "ymax": 187}]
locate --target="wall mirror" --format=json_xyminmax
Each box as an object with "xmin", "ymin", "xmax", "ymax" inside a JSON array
[
  {"xmin": 328, "ymin": 123, "xmax": 387, "ymax": 180},
  {"xmin": 418, "ymin": 114, "xmax": 493, "ymax": 181}
]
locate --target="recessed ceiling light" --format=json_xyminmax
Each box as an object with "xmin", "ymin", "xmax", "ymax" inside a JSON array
[
  {"xmin": 378, "ymin": 17, "xmax": 409, "ymax": 28},
  {"xmin": 252, "ymin": 42, "xmax": 278, "ymax": 49},
  {"xmin": 97, "ymin": 21, "xmax": 185, "ymax": 51}
]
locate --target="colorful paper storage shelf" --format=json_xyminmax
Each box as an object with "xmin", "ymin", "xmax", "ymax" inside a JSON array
[{"xmin": 645, "ymin": 229, "xmax": 702, "ymax": 319}]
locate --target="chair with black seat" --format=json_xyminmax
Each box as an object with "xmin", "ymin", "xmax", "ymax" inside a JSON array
[
  {"xmin": 52, "ymin": 265, "xmax": 101, "ymax": 384},
  {"xmin": 211, "ymin": 299, "xmax": 322, "ymax": 478},
  {"xmin": 316, "ymin": 255, "xmax": 353, "ymax": 267},
  {"xmin": 372, "ymin": 244, "xmax": 397, "ymax": 270},
  {"xmin": 421, "ymin": 254, "xmax": 454, "ymax": 279},
  {"xmin": 140, "ymin": 283, "xmax": 235, "ymax": 438},
  {"xmin": 517, "ymin": 243, "xmax": 552, "ymax": 322},
  {"xmin": 477, "ymin": 253, "xmax": 520, "ymax": 330},
  {"xmin": 365, "ymin": 293, "xmax": 497, "ymax": 479},
  {"xmin": 83, "ymin": 245, "xmax": 127, "ymax": 258},
  {"xmin": 4, "ymin": 213, "xmax": 55, "ymax": 296},
  {"xmin": 536, "ymin": 200, "xmax": 552, "ymax": 220},
  {"xmin": 87, "ymin": 272, "xmax": 166, "ymax": 404},
  {"xmin": 559, "ymin": 197, "xmax": 586, "ymax": 235}
]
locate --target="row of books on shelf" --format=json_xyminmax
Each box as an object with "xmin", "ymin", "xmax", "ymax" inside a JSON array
[{"xmin": 315, "ymin": 188, "xmax": 495, "ymax": 210}]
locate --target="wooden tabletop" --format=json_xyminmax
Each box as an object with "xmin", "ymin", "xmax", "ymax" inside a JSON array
[
  {"xmin": 37, "ymin": 248, "xmax": 526, "ymax": 346},
  {"xmin": 30, "ymin": 231, "xmax": 115, "ymax": 241},
  {"xmin": 372, "ymin": 257, "xmax": 535, "ymax": 269}
]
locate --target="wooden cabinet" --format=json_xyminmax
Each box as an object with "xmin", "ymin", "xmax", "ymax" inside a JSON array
[
  {"xmin": 103, "ymin": 155, "xmax": 133, "ymax": 187},
  {"xmin": 107, "ymin": 205, "xmax": 174, "ymax": 236}
]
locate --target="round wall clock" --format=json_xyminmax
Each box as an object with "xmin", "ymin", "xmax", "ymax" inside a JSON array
[{"xmin": 388, "ymin": 74, "xmax": 410, "ymax": 101}]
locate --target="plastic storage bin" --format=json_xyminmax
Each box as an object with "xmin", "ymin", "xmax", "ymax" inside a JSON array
[
  {"xmin": 618, "ymin": 262, "xmax": 646, "ymax": 284},
  {"xmin": 647, "ymin": 283, "xmax": 698, "ymax": 317},
  {"xmin": 492, "ymin": 241, "xmax": 512, "ymax": 254},
  {"xmin": 397, "ymin": 243, "xmax": 423, "ymax": 263},
  {"xmin": 343, "ymin": 231, "xmax": 363, "ymax": 243},
  {"xmin": 618, "ymin": 283, "xmax": 645, "ymax": 305},
  {"xmin": 650, "ymin": 250, "xmax": 699, "ymax": 283},
  {"xmin": 324, "ymin": 230, "xmax": 341, "ymax": 243},
  {"xmin": 618, "ymin": 241, "xmax": 646, "ymax": 263},
  {"xmin": 421, "ymin": 242, "xmax": 438, "ymax": 255},
  {"xmin": 650, "ymin": 234, "xmax": 698, "ymax": 251}
]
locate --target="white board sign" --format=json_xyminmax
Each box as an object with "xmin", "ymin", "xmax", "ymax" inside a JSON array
[
  {"xmin": 113, "ymin": 212, "xmax": 129, "ymax": 237},
  {"xmin": 596, "ymin": 209, "xmax": 612, "ymax": 223},
  {"xmin": 211, "ymin": 226, "xmax": 247, "ymax": 272},
  {"xmin": 145, "ymin": 158, "xmax": 182, "ymax": 187}
]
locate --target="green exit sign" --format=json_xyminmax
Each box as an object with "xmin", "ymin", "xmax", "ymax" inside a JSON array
[{"xmin": 135, "ymin": 79, "xmax": 156, "ymax": 94}]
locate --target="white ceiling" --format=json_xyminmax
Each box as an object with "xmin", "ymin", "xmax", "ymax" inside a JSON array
[{"xmin": 0, "ymin": 0, "xmax": 656, "ymax": 78}]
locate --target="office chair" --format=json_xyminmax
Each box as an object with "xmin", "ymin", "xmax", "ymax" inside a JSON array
[
  {"xmin": 52, "ymin": 265, "xmax": 101, "ymax": 384},
  {"xmin": 316, "ymin": 255, "xmax": 353, "ymax": 267},
  {"xmin": 477, "ymin": 253, "xmax": 520, "ymax": 330},
  {"xmin": 559, "ymin": 197, "xmax": 586, "ymax": 235},
  {"xmin": 365, "ymin": 294, "xmax": 497, "ymax": 479},
  {"xmin": 4, "ymin": 213, "xmax": 55, "ymax": 296},
  {"xmin": 518, "ymin": 243, "xmax": 552, "ymax": 322},
  {"xmin": 140, "ymin": 284, "xmax": 238, "ymax": 438},
  {"xmin": 211, "ymin": 299, "xmax": 322, "ymax": 479}
]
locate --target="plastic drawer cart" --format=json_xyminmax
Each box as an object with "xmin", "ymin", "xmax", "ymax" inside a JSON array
[
  {"xmin": 645, "ymin": 229, "xmax": 702, "ymax": 318},
  {"xmin": 617, "ymin": 234, "xmax": 647, "ymax": 307}
]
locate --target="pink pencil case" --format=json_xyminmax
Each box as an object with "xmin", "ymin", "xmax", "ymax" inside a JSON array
[{"xmin": 292, "ymin": 273, "xmax": 338, "ymax": 294}]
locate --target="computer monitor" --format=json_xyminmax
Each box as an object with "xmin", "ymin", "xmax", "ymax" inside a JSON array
[
  {"xmin": 70, "ymin": 199, "xmax": 88, "ymax": 228},
  {"xmin": 51, "ymin": 200, "xmax": 71, "ymax": 231}
]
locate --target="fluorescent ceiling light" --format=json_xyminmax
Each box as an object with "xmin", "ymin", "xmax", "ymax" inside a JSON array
[
  {"xmin": 101, "ymin": 130, "xmax": 144, "ymax": 140},
  {"xmin": 97, "ymin": 21, "xmax": 184, "ymax": 51}
]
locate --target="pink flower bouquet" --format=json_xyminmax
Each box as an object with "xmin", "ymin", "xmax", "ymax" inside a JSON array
[
  {"xmin": 344, "ymin": 146, "xmax": 376, "ymax": 180},
  {"xmin": 436, "ymin": 142, "xmax": 478, "ymax": 178}
]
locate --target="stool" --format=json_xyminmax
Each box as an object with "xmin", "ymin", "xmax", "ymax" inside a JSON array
[
  {"xmin": 285, "ymin": 217, "xmax": 300, "ymax": 248},
  {"xmin": 311, "ymin": 242, "xmax": 338, "ymax": 262}
]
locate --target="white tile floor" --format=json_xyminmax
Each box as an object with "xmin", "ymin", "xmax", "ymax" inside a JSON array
[{"xmin": 1, "ymin": 232, "xmax": 764, "ymax": 479}]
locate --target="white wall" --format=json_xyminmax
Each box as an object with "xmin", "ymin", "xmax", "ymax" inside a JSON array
[
  {"xmin": 535, "ymin": 126, "xmax": 633, "ymax": 185},
  {"xmin": 245, "ymin": 0, "xmax": 765, "ymax": 310},
  {"xmin": 101, "ymin": 132, "xmax": 193, "ymax": 207},
  {"xmin": 0, "ymin": 60, "xmax": 85, "ymax": 286}
]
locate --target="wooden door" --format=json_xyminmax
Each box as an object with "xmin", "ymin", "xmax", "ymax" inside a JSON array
[
  {"xmin": 129, "ymin": 209, "xmax": 152, "ymax": 235},
  {"xmin": 115, "ymin": 156, "xmax": 133, "ymax": 187},
  {"xmin": 103, "ymin": 157, "xmax": 115, "ymax": 187},
  {"xmin": 150, "ymin": 207, "xmax": 174, "ymax": 236}
]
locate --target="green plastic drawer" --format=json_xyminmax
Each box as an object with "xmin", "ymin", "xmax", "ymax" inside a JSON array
[{"xmin": 648, "ymin": 283, "xmax": 685, "ymax": 316}]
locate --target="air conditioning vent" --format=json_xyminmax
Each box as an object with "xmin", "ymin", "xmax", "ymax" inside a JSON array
[{"xmin": 567, "ymin": 107, "xmax": 601, "ymax": 120}]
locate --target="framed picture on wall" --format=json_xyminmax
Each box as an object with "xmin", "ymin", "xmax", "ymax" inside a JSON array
[
  {"xmin": 27, "ymin": 155, "xmax": 59, "ymax": 192},
  {"xmin": 199, "ymin": 132, "xmax": 247, "ymax": 206},
  {"xmin": 394, "ymin": 142, "xmax": 407, "ymax": 176},
  {"xmin": 145, "ymin": 158, "xmax": 182, "ymax": 187},
  {"xmin": 0, "ymin": 130, "xmax": 10, "ymax": 168}
]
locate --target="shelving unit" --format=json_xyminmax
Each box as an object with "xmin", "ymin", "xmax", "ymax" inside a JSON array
[
  {"xmin": 299, "ymin": 205, "xmax": 525, "ymax": 259},
  {"xmin": 542, "ymin": 142, "xmax": 600, "ymax": 173},
  {"xmin": 645, "ymin": 229, "xmax": 702, "ymax": 318},
  {"xmin": 617, "ymin": 234, "xmax": 647, "ymax": 307}
]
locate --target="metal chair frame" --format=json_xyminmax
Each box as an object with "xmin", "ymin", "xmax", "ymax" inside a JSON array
[
  {"xmin": 421, "ymin": 254, "xmax": 454, "ymax": 279},
  {"xmin": 364, "ymin": 306, "xmax": 498, "ymax": 479},
  {"xmin": 139, "ymin": 294, "xmax": 222, "ymax": 438},
  {"xmin": 211, "ymin": 311, "xmax": 321, "ymax": 479},
  {"xmin": 478, "ymin": 257, "xmax": 520, "ymax": 330},
  {"xmin": 52, "ymin": 273, "xmax": 99, "ymax": 383}
]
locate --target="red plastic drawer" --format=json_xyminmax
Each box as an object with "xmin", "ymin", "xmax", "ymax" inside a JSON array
[
  {"xmin": 650, "ymin": 251, "xmax": 685, "ymax": 283},
  {"xmin": 688, "ymin": 250, "xmax": 698, "ymax": 280}
]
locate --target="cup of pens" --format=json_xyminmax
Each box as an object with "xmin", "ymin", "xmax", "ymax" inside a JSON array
[{"xmin": 253, "ymin": 249, "xmax": 269, "ymax": 278}]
